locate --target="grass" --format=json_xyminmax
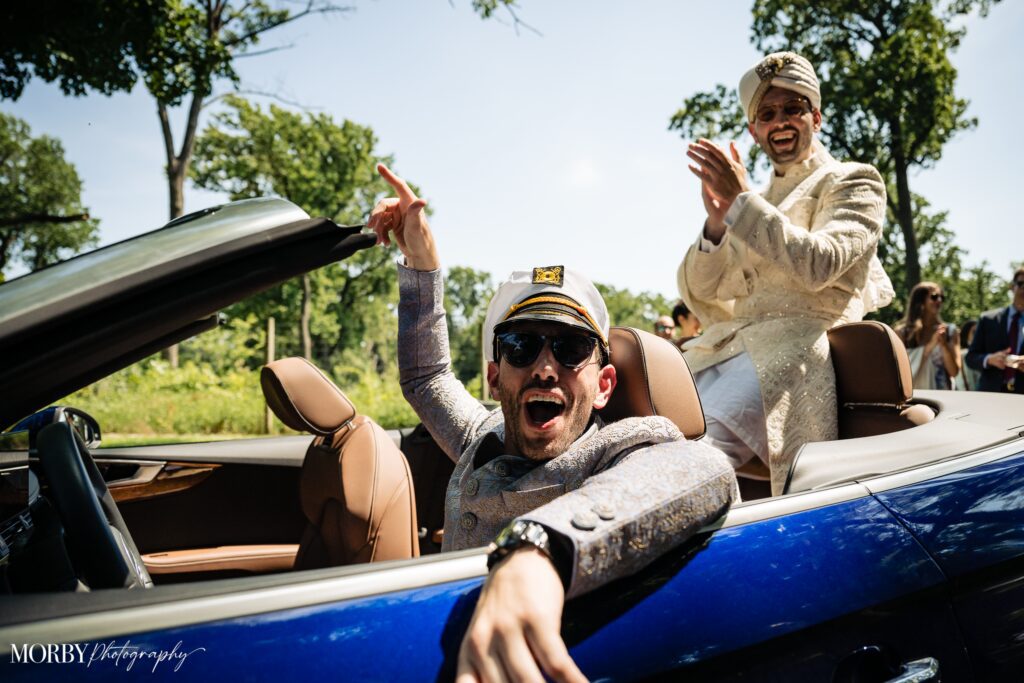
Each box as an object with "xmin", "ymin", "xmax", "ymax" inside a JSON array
[{"xmin": 97, "ymin": 433, "xmax": 267, "ymax": 448}]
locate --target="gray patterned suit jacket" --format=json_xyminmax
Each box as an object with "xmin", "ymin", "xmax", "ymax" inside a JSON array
[{"xmin": 398, "ymin": 264, "xmax": 737, "ymax": 598}]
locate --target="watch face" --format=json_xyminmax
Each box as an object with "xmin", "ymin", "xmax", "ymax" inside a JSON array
[{"xmin": 489, "ymin": 521, "xmax": 551, "ymax": 570}]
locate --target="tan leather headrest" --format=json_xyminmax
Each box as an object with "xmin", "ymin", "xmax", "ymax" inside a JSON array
[
  {"xmin": 261, "ymin": 358, "xmax": 356, "ymax": 435},
  {"xmin": 827, "ymin": 321, "xmax": 912, "ymax": 405},
  {"xmin": 598, "ymin": 327, "xmax": 706, "ymax": 439}
]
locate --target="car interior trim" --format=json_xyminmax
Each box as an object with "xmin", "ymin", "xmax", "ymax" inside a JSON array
[
  {"xmin": 93, "ymin": 435, "xmax": 311, "ymax": 468},
  {"xmin": 108, "ymin": 462, "xmax": 218, "ymax": 503},
  {"xmin": 142, "ymin": 544, "xmax": 300, "ymax": 574}
]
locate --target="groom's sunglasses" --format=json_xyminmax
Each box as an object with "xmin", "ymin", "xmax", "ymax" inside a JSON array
[{"xmin": 494, "ymin": 331, "xmax": 601, "ymax": 369}]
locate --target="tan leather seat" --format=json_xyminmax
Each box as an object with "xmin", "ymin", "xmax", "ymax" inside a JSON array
[
  {"xmin": 598, "ymin": 327, "xmax": 706, "ymax": 439},
  {"xmin": 261, "ymin": 358, "xmax": 419, "ymax": 569},
  {"xmin": 828, "ymin": 321, "xmax": 935, "ymax": 439}
]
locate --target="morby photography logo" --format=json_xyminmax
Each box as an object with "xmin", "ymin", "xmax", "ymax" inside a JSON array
[{"xmin": 10, "ymin": 639, "xmax": 206, "ymax": 673}]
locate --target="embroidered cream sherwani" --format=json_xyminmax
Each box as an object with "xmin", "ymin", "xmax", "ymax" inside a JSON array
[{"xmin": 678, "ymin": 143, "xmax": 893, "ymax": 494}]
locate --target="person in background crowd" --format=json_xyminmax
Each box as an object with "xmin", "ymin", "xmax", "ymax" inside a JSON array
[
  {"xmin": 956, "ymin": 320, "xmax": 981, "ymax": 391},
  {"xmin": 654, "ymin": 315, "xmax": 676, "ymax": 340},
  {"xmin": 672, "ymin": 300, "xmax": 702, "ymax": 346},
  {"xmin": 894, "ymin": 282, "xmax": 960, "ymax": 390},
  {"xmin": 966, "ymin": 266, "xmax": 1024, "ymax": 394},
  {"xmin": 677, "ymin": 51, "xmax": 893, "ymax": 495}
]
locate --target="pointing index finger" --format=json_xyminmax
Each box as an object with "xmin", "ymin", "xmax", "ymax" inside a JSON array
[{"xmin": 376, "ymin": 163, "xmax": 418, "ymax": 203}]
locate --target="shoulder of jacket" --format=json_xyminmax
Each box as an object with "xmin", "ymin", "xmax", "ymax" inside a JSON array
[
  {"xmin": 823, "ymin": 160, "xmax": 883, "ymax": 185},
  {"xmin": 981, "ymin": 307, "xmax": 1007, "ymax": 320}
]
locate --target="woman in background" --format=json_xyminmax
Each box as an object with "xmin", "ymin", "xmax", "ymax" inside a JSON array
[{"xmin": 895, "ymin": 282, "xmax": 961, "ymax": 390}]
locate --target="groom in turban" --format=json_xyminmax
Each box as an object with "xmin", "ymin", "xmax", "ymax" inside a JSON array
[{"xmin": 678, "ymin": 52, "xmax": 894, "ymax": 496}]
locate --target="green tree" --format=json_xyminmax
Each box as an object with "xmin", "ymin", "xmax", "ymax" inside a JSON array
[
  {"xmin": 189, "ymin": 95, "xmax": 400, "ymax": 369},
  {"xmin": 0, "ymin": 1, "xmax": 164, "ymax": 100},
  {"xmin": 445, "ymin": 266, "xmax": 494, "ymax": 389},
  {"xmin": 0, "ymin": 112, "xmax": 98, "ymax": 279},
  {"xmin": 594, "ymin": 282, "xmax": 673, "ymax": 332},
  {"xmin": 2, "ymin": 1, "xmax": 533, "ymax": 222},
  {"xmin": 139, "ymin": 1, "xmax": 350, "ymax": 222},
  {"xmin": 669, "ymin": 0, "xmax": 999, "ymax": 293}
]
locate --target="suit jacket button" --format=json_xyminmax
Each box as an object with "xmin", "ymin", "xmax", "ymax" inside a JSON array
[
  {"xmin": 494, "ymin": 462, "xmax": 510, "ymax": 477},
  {"xmin": 460, "ymin": 512, "xmax": 478, "ymax": 530},
  {"xmin": 465, "ymin": 479, "xmax": 480, "ymax": 496},
  {"xmin": 593, "ymin": 504, "xmax": 616, "ymax": 521},
  {"xmin": 571, "ymin": 511, "xmax": 599, "ymax": 531}
]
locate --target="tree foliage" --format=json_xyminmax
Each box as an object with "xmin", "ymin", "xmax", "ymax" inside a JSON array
[
  {"xmin": 189, "ymin": 95, "xmax": 398, "ymax": 368},
  {"xmin": 595, "ymin": 283, "xmax": 674, "ymax": 332},
  {"xmin": 0, "ymin": 0, "xmax": 164, "ymax": 100},
  {"xmin": 445, "ymin": 266, "xmax": 494, "ymax": 387},
  {"xmin": 668, "ymin": 0, "xmax": 1002, "ymax": 320},
  {"xmin": 0, "ymin": 112, "xmax": 98, "ymax": 279}
]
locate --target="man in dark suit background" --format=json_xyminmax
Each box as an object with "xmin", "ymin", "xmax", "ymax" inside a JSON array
[{"xmin": 966, "ymin": 266, "xmax": 1024, "ymax": 393}]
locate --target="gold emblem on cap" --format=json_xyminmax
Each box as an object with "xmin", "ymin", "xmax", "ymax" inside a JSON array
[{"xmin": 532, "ymin": 265, "xmax": 564, "ymax": 286}]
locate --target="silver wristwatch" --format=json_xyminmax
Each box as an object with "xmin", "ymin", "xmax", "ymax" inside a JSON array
[{"xmin": 487, "ymin": 520, "xmax": 551, "ymax": 570}]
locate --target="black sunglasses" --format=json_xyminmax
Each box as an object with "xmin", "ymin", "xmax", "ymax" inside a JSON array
[
  {"xmin": 1014, "ymin": 280, "xmax": 1024, "ymax": 288},
  {"xmin": 495, "ymin": 331, "xmax": 600, "ymax": 369},
  {"xmin": 930, "ymin": 293, "xmax": 944, "ymax": 302}
]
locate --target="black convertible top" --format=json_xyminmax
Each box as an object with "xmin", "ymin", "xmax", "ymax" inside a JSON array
[{"xmin": 0, "ymin": 198, "xmax": 373, "ymax": 429}]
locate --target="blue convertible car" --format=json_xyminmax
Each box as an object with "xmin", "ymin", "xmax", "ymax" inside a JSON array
[{"xmin": 1, "ymin": 199, "xmax": 1022, "ymax": 681}]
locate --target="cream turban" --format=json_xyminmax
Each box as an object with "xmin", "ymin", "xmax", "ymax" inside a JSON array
[{"xmin": 738, "ymin": 52, "xmax": 821, "ymax": 123}]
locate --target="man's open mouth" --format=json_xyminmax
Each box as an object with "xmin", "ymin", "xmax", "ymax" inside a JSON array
[
  {"xmin": 525, "ymin": 395, "xmax": 566, "ymax": 427},
  {"xmin": 770, "ymin": 129, "xmax": 797, "ymax": 151}
]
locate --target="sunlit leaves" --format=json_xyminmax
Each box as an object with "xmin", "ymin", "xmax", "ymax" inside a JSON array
[{"xmin": 0, "ymin": 113, "xmax": 98, "ymax": 277}]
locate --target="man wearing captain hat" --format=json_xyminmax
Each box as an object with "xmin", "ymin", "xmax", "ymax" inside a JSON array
[
  {"xmin": 369, "ymin": 163, "xmax": 736, "ymax": 683},
  {"xmin": 679, "ymin": 52, "xmax": 894, "ymax": 497}
]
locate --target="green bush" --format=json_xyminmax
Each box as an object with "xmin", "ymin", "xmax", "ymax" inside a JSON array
[
  {"xmin": 66, "ymin": 359, "xmax": 265, "ymax": 435},
  {"xmin": 64, "ymin": 354, "xmax": 421, "ymax": 436},
  {"xmin": 330, "ymin": 351, "xmax": 418, "ymax": 430}
]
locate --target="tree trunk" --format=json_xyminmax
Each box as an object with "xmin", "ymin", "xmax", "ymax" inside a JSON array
[
  {"xmin": 301, "ymin": 274, "xmax": 312, "ymax": 360},
  {"xmin": 158, "ymin": 90, "xmax": 203, "ymax": 369},
  {"xmin": 163, "ymin": 161, "xmax": 185, "ymax": 368},
  {"xmin": 168, "ymin": 163, "xmax": 185, "ymax": 222},
  {"xmin": 891, "ymin": 120, "xmax": 921, "ymax": 288}
]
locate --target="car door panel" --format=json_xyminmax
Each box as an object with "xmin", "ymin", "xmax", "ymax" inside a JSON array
[
  {"xmin": 561, "ymin": 492, "xmax": 969, "ymax": 680},
  {"xmin": 86, "ymin": 439, "xmax": 309, "ymax": 582},
  {"xmin": 875, "ymin": 448, "xmax": 1024, "ymax": 680}
]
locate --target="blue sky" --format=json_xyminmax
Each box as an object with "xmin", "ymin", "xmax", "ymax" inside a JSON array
[{"xmin": 5, "ymin": 1, "xmax": 1022, "ymax": 298}]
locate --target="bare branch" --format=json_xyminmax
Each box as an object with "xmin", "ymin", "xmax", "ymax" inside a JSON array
[
  {"xmin": 0, "ymin": 213, "xmax": 90, "ymax": 228},
  {"xmin": 203, "ymin": 88, "xmax": 321, "ymax": 112},
  {"xmin": 502, "ymin": 3, "xmax": 541, "ymax": 37},
  {"xmin": 223, "ymin": 2, "xmax": 354, "ymax": 50},
  {"xmin": 233, "ymin": 43, "xmax": 296, "ymax": 59}
]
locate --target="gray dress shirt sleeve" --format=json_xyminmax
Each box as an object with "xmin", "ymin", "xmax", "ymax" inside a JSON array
[
  {"xmin": 520, "ymin": 439, "xmax": 737, "ymax": 599},
  {"xmin": 397, "ymin": 263, "xmax": 493, "ymax": 463}
]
